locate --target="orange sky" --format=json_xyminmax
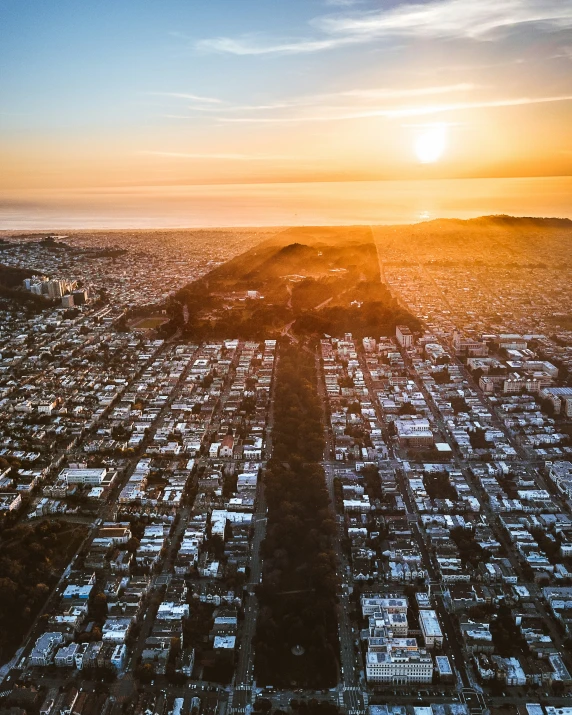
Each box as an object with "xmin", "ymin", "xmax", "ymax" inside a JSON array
[{"xmin": 1, "ymin": 0, "xmax": 572, "ymax": 190}]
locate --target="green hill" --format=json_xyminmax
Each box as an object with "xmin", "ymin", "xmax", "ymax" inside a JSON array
[{"xmin": 160, "ymin": 226, "xmax": 421, "ymax": 340}]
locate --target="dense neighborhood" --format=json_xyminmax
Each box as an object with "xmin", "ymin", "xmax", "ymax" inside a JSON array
[{"xmin": 0, "ymin": 224, "xmax": 571, "ymax": 715}]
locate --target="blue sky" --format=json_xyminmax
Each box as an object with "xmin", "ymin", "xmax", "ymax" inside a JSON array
[{"xmin": 1, "ymin": 0, "xmax": 571, "ymax": 188}]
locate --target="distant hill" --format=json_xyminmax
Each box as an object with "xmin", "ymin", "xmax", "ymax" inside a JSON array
[
  {"xmin": 421, "ymin": 214, "xmax": 572, "ymax": 229},
  {"xmin": 372, "ymin": 212, "xmax": 572, "ymax": 270},
  {"xmin": 479, "ymin": 214, "xmax": 572, "ymax": 228}
]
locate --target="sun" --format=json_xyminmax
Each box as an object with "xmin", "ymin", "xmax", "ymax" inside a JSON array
[{"xmin": 415, "ymin": 124, "xmax": 447, "ymax": 163}]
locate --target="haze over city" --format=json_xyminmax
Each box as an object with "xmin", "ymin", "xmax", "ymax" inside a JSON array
[{"xmin": 0, "ymin": 3, "xmax": 572, "ymax": 715}]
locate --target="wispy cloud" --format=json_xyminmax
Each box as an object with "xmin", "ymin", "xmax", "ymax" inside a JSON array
[
  {"xmin": 196, "ymin": 0, "xmax": 572, "ymax": 55},
  {"xmin": 159, "ymin": 83, "xmax": 476, "ymax": 115},
  {"xmin": 317, "ymin": 0, "xmax": 572, "ymax": 40},
  {"xmin": 196, "ymin": 36, "xmax": 344, "ymax": 55},
  {"xmin": 323, "ymin": 0, "xmax": 363, "ymax": 7},
  {"xmin": 140, "ymin": 151, "xmax": 299, "ymax": 161},
  {"xmin": 215, "ymin": 93, "xmax": 572, "ymax": 123},
  {"xmin": 147, "ymin": 92, "xmax": 225, "ymax": 104},
  {"xmin": 336, "ymin": 84, "xmax": 476, "ymax": 101}
]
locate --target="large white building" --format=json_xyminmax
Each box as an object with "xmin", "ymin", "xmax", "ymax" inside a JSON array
[
  {"xmin": 60, "ymin": 467, "xmax": 107, "ymax": 485},
  {"xmin": 102, "ymin": 617, "xmax": 132, "ymax": 644},
  {"xmin": 363, "ymin": 594, "xmax": 433, "ymax": 684},
  {"xmin": 361, "ymin": 596, "xmax": 408, "ymax": 617},
  {"xmin": 366, "ymin": 647, "xmax": 433, "ymax": 684},
  {"xmin": 369, "ymin": 610, "xmax": 409, "ymax": 637},
  {"xmin": 395, "ymin": 418, "xmax": 434, "ymax": 448},
  {"xmin": 29, "ymin": 632, "xmax": 64, "ymax": 667},
  {"xmin": 157, "ymin": 602, "xmax": 190, "ymax": 620}
]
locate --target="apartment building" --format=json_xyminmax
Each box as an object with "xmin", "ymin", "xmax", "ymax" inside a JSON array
[{"xmin": 396, "ymin": 325, "xmax": 414, "ymax": 349}]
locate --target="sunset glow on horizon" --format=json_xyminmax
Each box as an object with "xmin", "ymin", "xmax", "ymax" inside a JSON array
[{"xmin": 1, "ymin": 0, "xmax": 571, "ymax": 195}]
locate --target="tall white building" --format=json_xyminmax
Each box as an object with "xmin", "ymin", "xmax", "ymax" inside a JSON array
[{"xmin": 396, "ymin": 325, "xmax": 413, "ymax": 348}]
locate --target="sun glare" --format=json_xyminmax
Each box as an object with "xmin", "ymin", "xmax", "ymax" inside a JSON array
[{"xmin": 415, "ymin": 124, "xmax": 447, "ymax": 163}]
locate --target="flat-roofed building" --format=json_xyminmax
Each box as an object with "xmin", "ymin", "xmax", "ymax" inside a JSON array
[
  {"xmin": 419, "ymin": 609, "xmax": 443, "ymax": 649},
  {"xmin": 60, "ymin": 467, "xmax": 107, "ymax": 485},
  {"xmin": 366, "ymin": 647, "xmax": 433, "ymax": 684},
  {"xmin": 361, "ymin": 596, "xmax": 408, "ymax": 617},
  {"xmin": 435, "ymin": 655, "xmax": 454, "ymax": 682},
  {"xmin": 395, "ymin": 418, "xmax": 434, "ymax": 448},
  {"xmin": 29, "ymin": 632, "xmax": 64, "ymax": 667}
]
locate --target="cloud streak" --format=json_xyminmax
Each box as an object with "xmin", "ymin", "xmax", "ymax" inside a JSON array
[
  {"xmin": 196, "ymin": 0, "xmax": 572, "ymax": 55},
  {"xmin": 214, "ymin": 93, "xmax": 572, "ymax": 123},
  {"xmin": 141, "ymin": 151, "xmax": 300, "ymax": 161},
  {"xmin": 323, "ymin": 0, "xmax": 363, "ymax": 7},
  {"xmin": 147, "ymin": 92, "xmax": 225, "ymax": 104},
  {"xmin": 160, "ymin": 83, "xmax": 477, "ymax": 115},
  {"xmin": 158, "ymin": 84, "xmax": 572, "ymax": 125}
]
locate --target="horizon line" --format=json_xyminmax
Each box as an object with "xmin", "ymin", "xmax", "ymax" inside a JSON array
[
  {"xmin": 1, "ymin": 172, "xmax": 572, "ymax": 194},
  {"xmin": 1, "ymin": 213, "xmax": 571, "ymax": 235}
]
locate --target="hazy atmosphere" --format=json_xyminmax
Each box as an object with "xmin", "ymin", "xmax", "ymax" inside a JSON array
[{"xmin": 1, "ymin": 3, "xmax": 572, "ymax": 715}]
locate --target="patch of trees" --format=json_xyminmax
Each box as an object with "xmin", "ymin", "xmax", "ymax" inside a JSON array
[
  {"xmin": 88, "ymin": 248, "xmax": 127, "ymax": 258},
  {"xmin": 0, "ymin": 264, "xmax": 58, "ymax": 312},
  {"xmin": 450, "ymin": 396, "xmax": 469, "ymax": 414},
  {"xmin": 239, "ymin": 395, "xmax": 257, "ymax": 415},
  {"xmin": 291, "ymin": 278, "xmax": 335, "ymax": 312},
  {"xmin": 433, "ymin": 368, "xmax": 451, "ymax": 385},
  {"xmin": 361, "ymin": 464, "xmax": 383, "ymax": 503},
  {"xmin": 254, "ymin": 346, "xmax": 339, "ymax": 688},
  {"xmin": 530, "ymin": 527, "xmax": 560, "ymax": 564},
  {"xmin": 0, "ymin": 285, "xmax": 56, "ymax": 311},
  {"xmin": 0, "ymin": 520, "xmax": 88, "ymax": 662},
  {"xmin": 294, "ymin": 302, "xmax": 420, "ymax": 340},
  {"xmin": 423, "ymin": 472, "xmax": 457, "ymax": 501},
  {"xmin": 271, "ymin": 348, "xmax": 325, "ymax": 463},
  {"xmin": 333, "ymin": 477, "xmax": 344, "ymax": 511},
  {"xmin": 222, "ymin": 471, "xmax": 238, "ymax": 498},
  {"xmin": 0, "ymin": 263, "xmax": 36, "ymax": 288},
  {"xmin": 182, "ymin": 602, "xmax": 215, "ymax": 666},
  {"xmin": 490, "ymin": 603, "xmax": 525, "ymax": 657},
  {"xmin": 156, "ymin": 298, "xmax": 185, "ymax": 338},
  {"xmin": 469, "ymin": 427, "xmax": 489, "ymax": 450},
  {"xmin": 183, "ymin": 302, "xmax": 291, "ymax": 341},
  {"xmin": 450, "ymin": 527, "xmax": 490, "ymax": 568}
]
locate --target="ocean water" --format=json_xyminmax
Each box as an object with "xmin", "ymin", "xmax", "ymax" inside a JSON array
[{"xmin": 0, "ymin": 176, "xmax": 570, "ymax": 230}]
